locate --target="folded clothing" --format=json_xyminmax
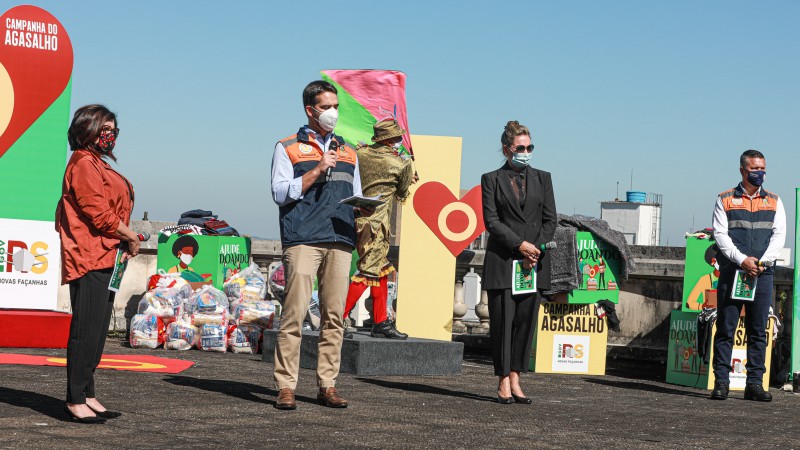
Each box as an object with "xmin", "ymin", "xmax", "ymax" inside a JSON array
[{"xmin": 181, "ymin": 209, "xmax": 215, "ymax": 219}]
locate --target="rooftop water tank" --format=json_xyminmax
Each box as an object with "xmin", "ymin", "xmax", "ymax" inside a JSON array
[{"xmin": 626, "ymin": 191, "xmax": 647, "ymax": 203}]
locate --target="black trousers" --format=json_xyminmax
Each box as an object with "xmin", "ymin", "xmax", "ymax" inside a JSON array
[
  {"xmin": 487, "ymin": 289, "xmax": 538, "ymax": 376},
  {"xmin": 66, "ymin": 269, "xmax": 115, "ymax": 404}
]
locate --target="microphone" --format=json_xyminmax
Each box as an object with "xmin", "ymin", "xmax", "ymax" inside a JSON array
[
  {"xmin": 757, "ymin": 260, "xmax": 773, "ymax": 268},
  {"xmin": 539, "ymin": 241, "xmax": 557, "ymax": 252},
  {"xmin": 326, "ymin": 140, "xmax": 339, "ymax": 181},
  {"xmin": 136, "ymin": 231, "xmax": 151, "ymax": 241}
]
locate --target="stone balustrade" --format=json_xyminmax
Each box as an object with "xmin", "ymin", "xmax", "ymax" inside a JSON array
[{"xmin": 55, "ymin": 221, "xmax": 794, "ymax": 357}]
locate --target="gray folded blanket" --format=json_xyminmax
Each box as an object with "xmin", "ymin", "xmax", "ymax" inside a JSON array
[{"xmin": 542, "ymin": 214, "xmax": 636, "ymax": 296}]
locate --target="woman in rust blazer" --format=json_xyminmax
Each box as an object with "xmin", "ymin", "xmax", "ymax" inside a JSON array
[
  {"xmin": 55, "ymin": 105, "xmax": 139, "ymax": 423},
  {"xmin": 481, "ymin": 121, "xmax": 557, "ymax": 404}
]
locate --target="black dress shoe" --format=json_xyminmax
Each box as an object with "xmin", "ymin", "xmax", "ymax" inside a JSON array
[
  {"xmin": 87, "ymin": 405, "xmax": 122, "ymax": 419},
  {"xmin": 371, "ymin": 320, "xmax": 408, "ymax": 340},
  {"xmin": 512, "ymin": 393, "xmax": 532, "ymax": 404},
  {"xmin": 496, "ymin": 396, "xmax": 514, "ymax": 404},
  {"xmin": 709, "ymin": 381, "xmax": 729, "ymax": 400},
  {"xmin": 64, "ymin": 405, "xmax": 106, "ymax": 424},
  {"xmin": 744, "ymin": 383, "xmax": 772, "ymax": 402}
]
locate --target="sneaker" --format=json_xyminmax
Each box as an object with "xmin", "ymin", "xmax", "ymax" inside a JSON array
[
  {"xmin": 744, "ymin": 383, "xmax": 772, "ymax": 402},
  {"xmin": 709, "ymin": 381, "xmax": 729, "ymax": 400}
]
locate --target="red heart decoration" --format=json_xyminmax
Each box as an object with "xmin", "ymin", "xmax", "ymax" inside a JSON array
[
  {"xmin": 413, "ymin": 182, "xmax": 485, "ymax": 257},
  {"xmin": 0, "ymin": 6, "xmax": 73, "ymax": 159}
]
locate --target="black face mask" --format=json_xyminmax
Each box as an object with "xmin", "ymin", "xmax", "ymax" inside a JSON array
[{"xmin": 747, "ymin": 170, "xmax": 765, "ymax": 187}]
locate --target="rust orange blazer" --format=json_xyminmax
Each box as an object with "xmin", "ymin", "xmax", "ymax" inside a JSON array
[{"xmin": 55, "ymin": 149, "xmax": 134, "ymax": 284}]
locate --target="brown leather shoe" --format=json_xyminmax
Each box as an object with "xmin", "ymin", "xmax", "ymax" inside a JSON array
[
  {"xmin": 317, "ymin": 387, "xmax": 348, "ymax": 408},
  {"xmin": 275, "ymin": 388, "xmax": 296, "ymax": 410}
]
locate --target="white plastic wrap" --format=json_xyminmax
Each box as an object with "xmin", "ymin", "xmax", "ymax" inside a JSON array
[
  {"xmin": 198, "ymin": 324, "xmax": 227, "ymax": 352},
  {"xmin": 130, "ymin": 314, "xmax": 160, "ymax": 349},
  {"xmin": 186, "ymin": 285, "xmax": 229, "ymax": 316},
  {"xmin": 165, "ymin": 321, "xmax": 198, "ymax": 351},
  {"xmin": 231, "ymin": 300, "xmax": 275, "ymax": 329},
  {"xmin": 138, "ymin": 288, "xmax": 183, "ymax": 318},
  {"xmin": 224, "ymin": 265, "xmax": 267, "ymax": 303},
  {"xmin": 190, "ymin": 308, "xmax": 229, "ymax": 327},
  {"xmin": 227, "ymin": 324, "xmax": 262, "ymax": 354}
]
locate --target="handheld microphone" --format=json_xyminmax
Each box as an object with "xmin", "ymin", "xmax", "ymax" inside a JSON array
[
  {"xmin": 326, "ymin": 140, "xmax": 339, "ymax": 181},
  {"xmin": 136, "ymin": 231, "xmax": 151, "ymax": 241},
  {"xmin": 757, "ymin": 260, "xmax": 773, "ymax": 268},
  {"xmin": 539, "ymin": 241, "xmax": 557, "ymax": 252}
]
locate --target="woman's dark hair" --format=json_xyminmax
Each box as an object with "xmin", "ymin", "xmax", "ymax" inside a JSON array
[
  {"xmin": 67, "ymin": 104, "xmax": 117, "ymax": 161},
  {"xmin": 172, "ymin": 235, "xmax": 199, "ymax": 257},
  {"xmin": 302, "ymin": 80, "xmax": 337, "ymax": 107}
]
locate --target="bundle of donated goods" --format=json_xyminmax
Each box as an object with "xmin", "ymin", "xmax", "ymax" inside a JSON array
[{"xmin": 130, "ymin": 265, "xmax": 275, "ymax": 354}]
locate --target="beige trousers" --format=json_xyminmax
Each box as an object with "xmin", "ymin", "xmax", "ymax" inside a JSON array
[{"xmin": 273, "ymin": 243, "xmax": 352, "ymax": 389}]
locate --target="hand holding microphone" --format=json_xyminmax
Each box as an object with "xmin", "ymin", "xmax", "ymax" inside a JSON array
[{"xmin": 323, "ymin": 140, "xmax": 340, "ymax": 181}]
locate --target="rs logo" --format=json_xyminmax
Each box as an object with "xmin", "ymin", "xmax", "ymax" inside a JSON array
[
  {"xmin": 0, "ymin": 239, "xmax": 49, "ymax": 274},
  {"xmin": 560, "ymin": 343, "xmax": 585, "ymax": 359}
]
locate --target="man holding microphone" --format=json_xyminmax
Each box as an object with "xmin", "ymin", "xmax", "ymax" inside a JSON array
[
  {"xmin": 270, "ymin": 80, "xmax": 371, "ymax": 410},
  {"xmin": 710, "ymin": 149, "xmax": 786, "ymax": 402}
]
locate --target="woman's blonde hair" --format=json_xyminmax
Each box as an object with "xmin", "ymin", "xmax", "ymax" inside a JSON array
[{"xmin": 500, "ymin": 120, "xmax": 530, "ymax": 151}]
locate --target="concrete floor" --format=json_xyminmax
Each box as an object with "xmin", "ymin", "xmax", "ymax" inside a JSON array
[{"xmin": 1, "ymin": 340, "xmax": 799, "ymax": 449}]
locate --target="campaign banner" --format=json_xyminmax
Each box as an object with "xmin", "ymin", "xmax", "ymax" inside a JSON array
[
  {"xmin": 1, "ymin": 6, "xmax": 73, "ymax": 310},
  {"xmin": 568, "ymin": 232, "xmax": 620, "ymax": 304},
  {"xmin": 665, "ymin": 310, "xmax": 708, "ymax": 388},
  {"xmin": 665, "ymin": 310, "xmax": 774, "ymax": 390},
  {"xmin": 0, "ymin": 218, "xmax": 60, "ymax": 309},
  {"xmin": 531, "ymin": 302, "xmax": 607, "ymax": 375},
  {"xmin": 156, "ymin": 234, "xmax": 251, "ymax": 290},
  {"xmin": 681, "ymin": 237, "xmax": 718, "ymax": 312}
]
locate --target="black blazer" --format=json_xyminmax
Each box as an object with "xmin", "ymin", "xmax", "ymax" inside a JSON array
[{"xmin": 481, "ymin": 163, "xmax": 557, "ymax": 290}]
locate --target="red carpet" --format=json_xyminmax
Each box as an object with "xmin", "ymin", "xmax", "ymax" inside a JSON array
[
  {"xmin": 0, "ymin": 353, "xmax": 194, "ymax": 374},
  {"xmin": 0, "ymin": 309, "xmax": 71, "ymax": 348}
]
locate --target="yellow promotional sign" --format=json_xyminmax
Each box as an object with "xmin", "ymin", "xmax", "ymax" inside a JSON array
[
  {"xmin": 395, "ymin": 135, "xmax": 463, "ymax": 341},
  {"xmin": 706, "ymin": 317, "xmax": 774, "ymax": 391},
  {"xmin": 531, "ymin": 302, "xmax": 608, "ymax": 375}
]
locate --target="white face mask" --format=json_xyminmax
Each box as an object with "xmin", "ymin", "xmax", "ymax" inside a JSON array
[
  {"xmin": 179, "ymin": 253, "xmax": 193, "ymax": 265},
  {"xmin": 313, "ymin": 107, "xmax": 338, "ymax": 132}
]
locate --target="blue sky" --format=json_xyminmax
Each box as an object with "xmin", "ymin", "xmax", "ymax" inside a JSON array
[{"xmin": 23, "ymin": 1, "xmax": 800, "ymax": 248}]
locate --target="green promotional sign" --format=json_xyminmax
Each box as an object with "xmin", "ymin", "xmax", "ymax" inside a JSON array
[
  {"xmin": 156, "ymin": 234, "xmax": 251, "ymax": 290},
  {"xmin": 681, "ymin": 237, "xmax": 718, "ymax": 312},
  {"xmin": 568, "ymin": 231, "xmax": 620, "ymax": 304},
  {"xmin": 665, "ymin": 310, "xmax": 707, "ymax": 388},
  {"xmin": 0, "ymin": 6, "xmax": 73, "ymax": 310},
  {"xmin": 791, "ymin": 188, "xmax": 800, "ymax": 376}
]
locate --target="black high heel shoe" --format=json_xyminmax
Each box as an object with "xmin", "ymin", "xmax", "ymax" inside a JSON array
[
  {"xmin": 87, "ymin": 405, "xmax": 122, "ymax": 419},
  {"xmin": 511, "ymin": 393, "xmax": 532, "ymax": 404},
  {"xmin": 63, "ymin": 405, "xmax": 106, "ymax": 424},
  {"xmin": 496, "ymin": 391, "xmax": 514, "ymax": 404}
]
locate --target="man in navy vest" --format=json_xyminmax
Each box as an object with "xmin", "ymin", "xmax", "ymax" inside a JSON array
[
  {"xmin": 270, "ymin": 80, "xmax": 372, "ymax": 410},
  {"xmin": 710, "ymin": 149, "xmax": 786, "ymax": 402}
]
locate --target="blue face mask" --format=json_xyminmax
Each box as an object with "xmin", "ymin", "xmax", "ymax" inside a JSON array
[
  {"xmin": 747, "ymin": 170, "xmax": 765, "ymax": 187},
  {"xmin": 510, "ymin": 152, "xmax": 532, "ymax": 169}
]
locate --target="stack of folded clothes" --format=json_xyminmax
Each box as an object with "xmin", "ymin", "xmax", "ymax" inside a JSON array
[{"xmin": 177, "ymin": 210, "xmax": 239, "ymax": 236}]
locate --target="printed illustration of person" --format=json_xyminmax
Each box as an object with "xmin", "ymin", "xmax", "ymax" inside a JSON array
[
  {"xmin": 598, "ymin": 256, "xmax": 606, "ymax": 290},
  {"xmin": 582, "ymin": 260, "xmax": 591, "ymax": 290},
  {"xmin": 578, "ymin": 258, "xmax": 586, "ymax": 289},
  {"xmin": 168, "ymin": 235, "xmax": 199, "ymax": 274},
  {"xmin": 685, "ymin": 244, "xmax": 720, "ymax": 310},
  {"xmin": 691, "ymin": 347, "xmax": 699, "ymax": 372}
]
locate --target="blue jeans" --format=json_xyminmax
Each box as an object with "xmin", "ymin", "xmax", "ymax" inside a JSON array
[{"xmin": 712, "ymin": 270, "xmax": 772, "ymax": 384}]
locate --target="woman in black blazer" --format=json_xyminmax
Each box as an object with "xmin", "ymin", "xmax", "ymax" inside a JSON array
[{"xmin": 481, "ymin": 121, "xmax": 557, "ymax": 404}]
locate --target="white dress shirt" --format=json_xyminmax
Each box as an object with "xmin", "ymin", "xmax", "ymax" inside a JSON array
[{"xmin": 712, "ymin": 183, "xmax": 786, "ymax": 266}]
